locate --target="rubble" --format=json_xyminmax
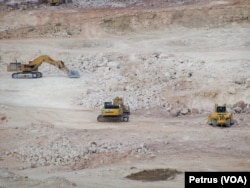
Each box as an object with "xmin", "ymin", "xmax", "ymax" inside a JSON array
[
  {"xmin": 0, "ymin": 1, "xmax": 249, "ymax": 187},
  {"xmin": 12, "ymin": 125, "xmax": 156, "ymax": 167}
]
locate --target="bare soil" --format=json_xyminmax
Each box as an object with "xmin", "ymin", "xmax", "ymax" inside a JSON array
[{"xmin": 0, "ymin": 0, "xmax": 250, "ymax": 187}]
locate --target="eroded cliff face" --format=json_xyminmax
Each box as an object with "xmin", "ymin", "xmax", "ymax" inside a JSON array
[
  {"xmin": 0, "ymin": 0, "xmax": 249, "ymax": 39},
  {"xmin": 101, "ymin": 4, "xmax": 250, "ymax": 34}
]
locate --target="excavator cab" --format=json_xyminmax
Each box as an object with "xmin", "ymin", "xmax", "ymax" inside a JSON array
[{"xmin": 104, "ymin": 102, "xmax": 114, "ymax": 108}]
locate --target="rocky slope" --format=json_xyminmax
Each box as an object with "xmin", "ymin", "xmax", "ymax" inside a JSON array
[{"xmin": 0, "ymin": 0, "xmax": 249, "ymax": 115}]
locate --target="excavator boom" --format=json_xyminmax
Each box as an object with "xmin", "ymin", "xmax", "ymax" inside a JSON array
[
  {"xmin": 7, "ymin": 55, "xmax": 80, "ymax": 79},
  {"xmin": 28, "ymin": 55, "xmax": 69, "ymax": 72}
]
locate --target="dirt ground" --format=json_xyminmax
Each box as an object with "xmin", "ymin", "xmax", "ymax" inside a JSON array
[{"xmin": 0, "ymin": 0, "xmax": 250, "ymax": 187}]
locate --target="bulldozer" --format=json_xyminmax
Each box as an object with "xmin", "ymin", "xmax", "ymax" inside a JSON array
[
  {"xmin": 48, "ymin": 0, "xmax": 62, "ymax": 6},
  {"xmin": 47, "ymin": 0, "xmax": 71, "ymax": 6},
  {"xmin": 7, "ymin": 55, "xmax": 80, "ymax": 79},
  {"xmin": 97, "ymin": 97, "xmax": 130, "ymax": 122},
  {"xmin": 208, "ymin": 104, "xmax": 233, "ymax": 127}
]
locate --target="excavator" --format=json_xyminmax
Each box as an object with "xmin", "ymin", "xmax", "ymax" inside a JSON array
[
  {"xmin": 7, "ymin": 55, "xmax": 80, "ymax": 79},
  {"xmin": 97, "ymin": 97, "xmax": 130, "ymax": 122}
]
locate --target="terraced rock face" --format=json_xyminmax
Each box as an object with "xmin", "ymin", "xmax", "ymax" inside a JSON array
[{"xmin": 0, "ymin": 0, "xmax": 249, "ymax": 39}]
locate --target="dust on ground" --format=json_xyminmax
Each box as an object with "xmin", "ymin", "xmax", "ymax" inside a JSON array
[{"xmin": 0, "ymin": 0, "xmax": 250, "ymax": 187}]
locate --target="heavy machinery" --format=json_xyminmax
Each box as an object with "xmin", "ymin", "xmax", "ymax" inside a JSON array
[
  {"xmin": 7, "ymin": 55, "xmax": 80, "ymax": 79},
  {"xmin": 48, "ymin": 0, "xmax": 61, "ymax": 6},
  {"xmin": 208, "ymin": 104, "xmax": 233, "ymax": 127},
  {"xmin": 97, "ymin": 97, "xmax": 130, "ymax": 122},
  {"xmin": 48, "ymin": 0, "xmax": 71, "ymax": 6}
]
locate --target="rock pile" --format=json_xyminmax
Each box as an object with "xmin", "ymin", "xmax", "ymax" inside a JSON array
[
  {"xmin": 75, "ymin": 52, "xmax": 205, "ymax": 112},
  {"xmin": 15, "ymin": 126, "xmax": 155, "ymax": 167},
  {"xmin": 17, "ymin": 140, "xmax": 155, "ymax": 167},
  {"xmin": 71, "ymin": 51, "xmax": 250, "ymax": 116},
  {"xmin": 73, "ymin": 0, "xmax": 140, "ymax": 8},
  {"xmin": 232, "ymin": 101, "xmax": 250, "ymax": 114}
]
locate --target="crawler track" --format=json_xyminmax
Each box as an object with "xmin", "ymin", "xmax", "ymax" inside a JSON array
[
  {"xmin": 12, "ymin": 72, "xmax": 43, "ymax": 79},
  {"xmin": 97, "ymin": 114, "xmax": 129, "ymax": 122}
]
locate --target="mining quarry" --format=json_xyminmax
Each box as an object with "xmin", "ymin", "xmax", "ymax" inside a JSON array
[{"xmin": 0, "ymin": 0, "xmax": 250, "ymax": 187}]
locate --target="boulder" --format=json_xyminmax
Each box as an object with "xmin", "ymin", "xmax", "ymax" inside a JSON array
[
  {"xmin": 233, "ymin": 100, "xmax": 246, "ymax": 110},
  {"xmin": 180, "ymin": 108, "xmax": 190, "ymax": 115},
  {"xmin": 191, "ymin": 108, "xmax": 199, "ymax": 114},
  {"xmin": 233, "ymin": 107, "xmax": 242, "ymax": 114},
  {"xmin": 170, "ymin": 109, "xmax": 181, "ymax": 117}
]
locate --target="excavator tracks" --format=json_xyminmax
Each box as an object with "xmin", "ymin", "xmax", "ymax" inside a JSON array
[
  {"xmin": 97, "ymin": 115, "xmax": 129, "ymax": 122},
  {"xmin": 12, "ymin": 72, "xmax": 43, "ymax": 79}
]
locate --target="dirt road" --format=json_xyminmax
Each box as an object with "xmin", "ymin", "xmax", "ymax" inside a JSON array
[{"xmin": 0, "ymin": 104, "xmax": 250, "ymax": 187}]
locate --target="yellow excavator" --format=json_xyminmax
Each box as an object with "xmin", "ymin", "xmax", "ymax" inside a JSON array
[
  {"xmin": 97, "ymin": 97, "xmax": 130, "ymax": 122},
  {"xmin": 7, "ymin": 55, "xmax": 80, "ymax": 79}
]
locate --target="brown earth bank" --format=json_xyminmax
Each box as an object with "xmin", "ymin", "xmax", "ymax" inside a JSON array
[
  {"xmin": 0, "ymin": 0, "xmax": 250, "ymax": 187},
  {"xmin": 0, "ymin": 0, "xmax": 250, "ymax": 39}
]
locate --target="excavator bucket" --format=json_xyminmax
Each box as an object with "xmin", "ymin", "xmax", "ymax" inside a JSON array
[{"xmin": 68, "ymin": 69, "xmax": 80, "ymax": 78}]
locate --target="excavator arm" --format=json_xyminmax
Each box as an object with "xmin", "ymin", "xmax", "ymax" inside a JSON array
[
  {"xmin": 28, "ymin": 55, "xmax": 70, "ymax": 74},
  {"xmin": 7, "ymin": 55, "xmax": 80, "ymax": 79}
]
